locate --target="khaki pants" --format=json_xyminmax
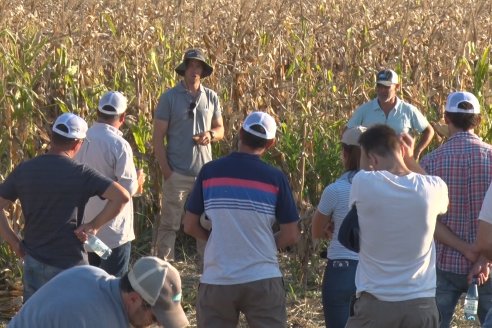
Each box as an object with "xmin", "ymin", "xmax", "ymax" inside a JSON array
[
  {"xmin": 154, "ymin": 172, "xmax": 209, "ymax": 262},
  {"xmin": 197, "ymin": 277, "xmax": 287, "ymax": 328},
  {"xmin": 345, "ymin": 292, "xmax": 439, "ymax": 328}
]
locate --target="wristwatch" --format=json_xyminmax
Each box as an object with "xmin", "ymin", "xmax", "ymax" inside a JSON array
[{"xmin": 209, "ymin": 130, "xmax": 215, "ymax": 141}]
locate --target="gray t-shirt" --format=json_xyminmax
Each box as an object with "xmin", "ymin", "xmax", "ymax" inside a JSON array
[
  {"xmin": 155, "ymin": 82, "xmax": 222, "ymax": 176},
  {"xmin": 8, "ymin": 266, "xmax": 127, "ymax": 328},
  {"xmin": 0, "ymin": 154, "xmax": 112, "ymax": 269}
]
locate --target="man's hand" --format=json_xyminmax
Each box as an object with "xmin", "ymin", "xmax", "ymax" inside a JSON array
[
  {"xmin": 468, "ymin": 256, "xmax": 491, "ymax": 285},
  {"xmin": 192, "ymin": 131, "xmax": 212, "ymax": 146},
  {"xmin": 74, "ymin": 222, "xmax": 97, "ymax": 243}
]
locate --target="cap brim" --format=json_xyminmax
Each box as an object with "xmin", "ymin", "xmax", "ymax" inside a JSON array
[
  {"xmin": 376, "ymin": 80, "xmax": 394, "ymax": 86},
  {"xmin": 175, "ymin": 61, "xmax": 213, "ymax": 78},
  {"xmin": 153, "ymin": 305, "xmax": 189, "ymax": 328}
]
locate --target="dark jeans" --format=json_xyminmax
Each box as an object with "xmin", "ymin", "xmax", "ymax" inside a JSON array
[
  {"xmin": 436, "ymin": 268, "xmax": 492, "ymax": 327},
  {"xmin": 322, "ymin": 259, "xmax": 358, "ymax": 328},
  {"xmin": 88, "ymin": 241, "xmax": 131, "ymax": 277}
]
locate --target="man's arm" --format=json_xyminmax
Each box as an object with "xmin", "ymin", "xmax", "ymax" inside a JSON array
[
  {"xmin": 400, "ymin": 133, "xmax": 426, "ymax": 174},
  {"xmin": 435, "ymin": 220, "xmax": 479, "ymax": 262},
  {"xmin": 0, "ymin": 197, "xmax": 24, "ymax": 258},
  {"xmin": 210, "ymin": 116, "xmax": 224, "ymax": 141},
  {"xmin": 275, "ymin": 221, "xmax": 300, "ymax": 250},
  {"xmin": 311, "ymin": 210, "xmax": 333, "ymax": 240},
  {"xmin": 193, "ymin": 116, "xmax": 225, "ymax": 146},
  {"xmin": 477, "ymin": 220, "xmax": 492, "ymax": 260},
  {"xmin": 183, "ymin": 211, "xmax": 210, "ymax": 241},
  {"xmin": 414, "ymin": 125, "xmax": 434, "ymax": 160},
  {"xmin": 74, "ymin": 182, "xmax": 130, "ymax": 240},
  {"xmin": 152, "ymin": 118, "xmax": 173, "ymax": 180}
]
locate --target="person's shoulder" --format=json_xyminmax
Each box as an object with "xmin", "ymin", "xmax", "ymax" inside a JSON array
[
  {"xmin": 352, "ymin": 169, "xmax": 372, "ymax": 180},
  {"xmin": 160, "ymin": 83, "xmax": 183, "ymax": 98},
  {"xmin": 356, "ymin": 98, "xmax": 377, "ymax": 110},
  {"xmin": 202, "ymin": 85, "xmax": 219, "ymax": 98},
  {"xmin": 399, "ymin": 98, "xmax": 418, "ymax": 110},
  {"xmin": 417, "ymin": 173, "xmax": 447, "ymax": 189}
]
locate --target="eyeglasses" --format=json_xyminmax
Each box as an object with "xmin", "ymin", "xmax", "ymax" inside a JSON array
[{"xmin": 188, "ymin": 102, "xmax": 196, "ymax": 119}]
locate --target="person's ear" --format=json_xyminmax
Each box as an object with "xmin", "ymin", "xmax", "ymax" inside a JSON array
[
  {"xmin": 444, "ymin": 113, "xmax": 450, "ymax": 124},
  {"xmin": 265, "ymin": 138, "xmax": 276, "ymax": 149},
  {"xmin": 73, "ymin": 139, "xmax": 84, "ymax": 153},
  {"xmin": 368, "ymin": 153, "xmax": 378, "ymax": 167}
]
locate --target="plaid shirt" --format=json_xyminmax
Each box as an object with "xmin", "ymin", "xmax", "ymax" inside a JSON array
[{"xmin": 420, "ymin": 131, "xmax": 492, "ymax": 274}]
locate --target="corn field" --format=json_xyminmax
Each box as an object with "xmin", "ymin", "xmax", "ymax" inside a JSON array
[{"xmin": 0, "ymin": 0, "xmax": 491, "ymax": 326}]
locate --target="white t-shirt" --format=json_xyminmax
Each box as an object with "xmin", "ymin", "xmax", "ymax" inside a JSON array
[{"xmin": 350, "ymin": 170, "xmax": 448, "ymax": 301}]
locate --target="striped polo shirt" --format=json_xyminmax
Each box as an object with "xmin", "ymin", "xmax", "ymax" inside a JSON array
[{"xmin": 186, "ymin": 152, "xmax": 299, "ymax": 285}]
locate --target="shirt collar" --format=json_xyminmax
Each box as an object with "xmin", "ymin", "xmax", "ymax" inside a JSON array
[
  {"xmin": 372, "ymin": 97, "xmax": 401, "ymax": 111},
  {"xmin": 448, "ymin": 130, "xmax": 481, "ymax": 141},
  {"xmin": 93, "ymin": 122, "xmax": 123, "ymax": 137},
  {"xmin": 177, "ymin": 81, "xmax": 204, "ymax": 93}
]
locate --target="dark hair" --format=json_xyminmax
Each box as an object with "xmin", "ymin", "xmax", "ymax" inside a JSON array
[
  {"xmin": 342, "ymin": 144, "xmax": 361, "ymax": 171},
  {"xmin": 51, "ymin": 130, "xmax": 79, "ymax": 147},
  {"xmin": 358, "ymin": 124, "xmax": 400, "ymax": 157},
  {"xmin": 240, "ymin": 125, "xmax": 269, "ymax": 149},
  {"xmin": 97, "ymin": 105, "xmax": 123, "ymax": 122},
  {"xmin": 119, "ymin": 273, "xmax": 135, "ymax": 293},
  {"xmin": 445, "ymin": 112, "xmax": 481, "ymax": 131}
]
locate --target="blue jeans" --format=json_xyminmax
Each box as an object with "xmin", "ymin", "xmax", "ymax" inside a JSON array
[
  {"xmin": 23, "ymin": 255, "xmax": 65, "ymax": 302},
  {"xmin": 88, "ymin": 241, "xmax": 131, "ymax": 277},
  {"xmin": 322, "ymin": 259, "xmax": 357, "ymax": 328},
  {"xmin": 484, "ymin": 309, "xmax": 492, "ymax": 328},
  {"xmin": 436, "ymin": 268, "xmax": 492, "ymax": 327}
]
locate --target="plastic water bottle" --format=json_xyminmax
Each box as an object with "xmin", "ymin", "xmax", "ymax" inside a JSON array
[
  {"xmin": 86, "ymin": 234, "xmax": 112, "ymax": 260},
  {"xmin": 464, "ymin": 277, "xmax": 479, "ymax": 321}
]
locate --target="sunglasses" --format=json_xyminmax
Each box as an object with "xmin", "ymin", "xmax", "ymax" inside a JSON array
[{"xmin": 188, "ymin": 102, "xmax": 196, "ymax": 119}]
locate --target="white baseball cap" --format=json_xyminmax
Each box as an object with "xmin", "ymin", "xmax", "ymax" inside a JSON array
[
  {"xmin": 342, "ymin": 126, "xmax": 367, "ymax": 146},
  {"xmin": 98, "ymin": 91, "xmax": 128, "ymax": 115},
  {"xmin": 242, "ymin": 111, "xmax": 277, "ymax": 140},
  {"xmin": 445, "ymin": 91, "xmax": 480, "ymax": 114},
  {"xmin": 376, "ymin": 69, "xmax": 399, "ymax": 86},
  {"xmin": 52, "ymin": 113, "xmax": 88, "ymax": 139}
]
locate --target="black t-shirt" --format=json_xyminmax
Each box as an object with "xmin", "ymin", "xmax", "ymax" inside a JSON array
[{"xmin": 0, "ymin": 154, "xmax": 112, "ymax": 269}]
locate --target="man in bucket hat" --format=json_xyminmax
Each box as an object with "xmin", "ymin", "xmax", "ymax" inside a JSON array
[
  {"xmin": 8, "ymin": 256, "xmax": 189, "ymax": 327},
  {"xmin": 0, "ymin": 113, "xmax": 130, "ymax": 301},
  {"xmin": 184, "ymin": 112, "xmax": 300, "ymax": 327},
  {"xmin": 346, "ymin": 68, "xmax": 434, "ymax": 159},
  {"xmin": 153, "ymin": 48, "xmax": 224, "ymax": 264}
]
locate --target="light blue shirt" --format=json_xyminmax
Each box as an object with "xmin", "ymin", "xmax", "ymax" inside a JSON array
[
  {"xmin": 9, "ymin": 266, "xmax": 128, "ymax": 328},
  {"xmin": 347, "ymin": 97, "xmax": 429, "ymax": 134}
]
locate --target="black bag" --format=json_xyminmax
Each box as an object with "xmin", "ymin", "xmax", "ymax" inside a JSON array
[{"xmin": 338, "ymin": 205, "xmax": 360, "ymax": 253}]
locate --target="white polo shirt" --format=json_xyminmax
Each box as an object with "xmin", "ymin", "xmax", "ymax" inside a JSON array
[{"xmin": 76, "ymin": 122, "xmax": 138, "ymax": 248}]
